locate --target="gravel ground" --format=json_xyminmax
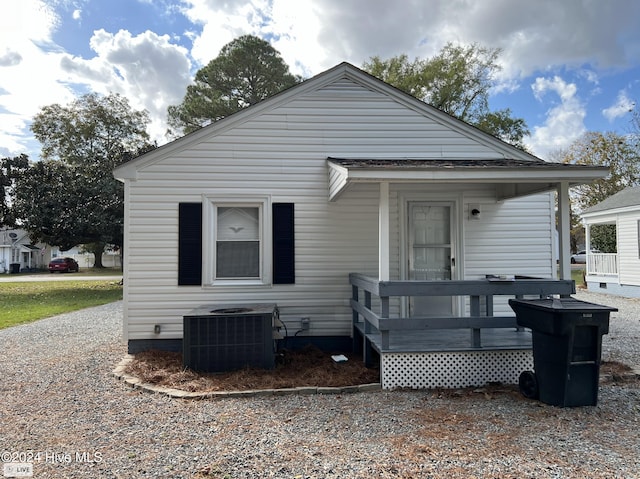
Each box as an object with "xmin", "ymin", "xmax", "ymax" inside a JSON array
[{"xmin": 1, "ymin": 290, "xmax": 639, "ymax": 479}]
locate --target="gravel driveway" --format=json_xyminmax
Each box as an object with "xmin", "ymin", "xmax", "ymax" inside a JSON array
[{"xmin": 1, "ymin": 290, "xmax": 639, "ymax": 478}]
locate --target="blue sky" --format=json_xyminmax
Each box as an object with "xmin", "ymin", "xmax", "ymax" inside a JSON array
[{"xmin": 1, "ymin": 0, "xmax": 640, "ymax": 161}]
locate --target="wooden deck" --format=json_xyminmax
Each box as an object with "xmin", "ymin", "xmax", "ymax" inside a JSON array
[{"xmin": 355, "ymin": 322, "xmax": 532, "ymax": 354}]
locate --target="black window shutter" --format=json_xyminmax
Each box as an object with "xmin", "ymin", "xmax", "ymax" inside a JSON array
[
  {"xmin": 178, "ymin": 202, "xmax": 202, "ymax": 285},
  {"xmin": 273, "ymin": 203, "xmax": 295, "ymax": 284}
]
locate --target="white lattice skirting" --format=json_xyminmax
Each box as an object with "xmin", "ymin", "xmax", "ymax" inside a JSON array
[{"xmin": 381, "ymin": 350, "xmax": 534, "ymax": 390}]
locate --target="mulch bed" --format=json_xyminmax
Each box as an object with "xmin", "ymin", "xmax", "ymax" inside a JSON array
[
  {"xmin": 124, "ymin": 345, "xmax": 380, "ymax": 392},
  {"xmin": 124, "ymin": 345, "xmax": 635, "ymax": 394}
]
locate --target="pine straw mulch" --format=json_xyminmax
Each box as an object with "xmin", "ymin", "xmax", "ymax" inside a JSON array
[
  {"xmin": 123, "ymin": 345, "xmax": 381, "ymax": 393},
  {"xmin": 600, "ymin": 359, "xmax": 636, "ymax": 379},
  {"xmin": 123, "ymin": 345, "xmax": 636, "ymax": 394}
]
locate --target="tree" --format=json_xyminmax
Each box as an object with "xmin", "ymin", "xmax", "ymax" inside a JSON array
[
  {"xmin": 561, "ymin": 131, "xmax": 640, "ymax": 211},
  {"xmin": 560, "ymin": 131, "xmax": 640, "ymax": 253},
  {"xmin": 1, "ymin": 154, "xmax": 28, "ymax": 228},
  {"xmin": 590, "ymin": 224, "xmax": 617, "ymax": 253},
  {"xmin": 11, "ymin": 160, "xmax": 83, "ymax": 251},
  {"xmin": 363, "ymin": 43, "xmax": 530, "ymax": 148},
  {"xmin": 167, "ymin": 35, "xmax": 301, "ymax": 135},
  {"xmin": 13, "ymin": 93, "xmax": 152, "ymax": 267},
  {"xmin": 31, "ymin": 93, "xmax": 150, "ymax": 167}
]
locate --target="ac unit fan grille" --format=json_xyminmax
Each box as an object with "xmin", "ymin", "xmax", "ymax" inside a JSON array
[{"xmin": 183, "ymin": 304, "xmax": 276, "ymax": 372}]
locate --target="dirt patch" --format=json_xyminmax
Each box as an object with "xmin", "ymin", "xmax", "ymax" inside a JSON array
[
  {"xmin": 601, "ymin": 360, "xmax": 636, "ymax": 382},
  {"xmin": 124, "ymin": 345, "xmax": 380, "ymax": 392}
]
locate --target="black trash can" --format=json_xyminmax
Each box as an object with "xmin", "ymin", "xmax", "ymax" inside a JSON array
[
  {"xmin": 509, "ymin": 298, "xmax": 617, "ymax": 407},
  {"xmin": 9, "ymin": 263, "xmax": 20, "ymax": 274}
]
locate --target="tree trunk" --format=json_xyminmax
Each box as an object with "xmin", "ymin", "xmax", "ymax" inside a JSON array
[{"xmin": 89, "ymin": 242, "xmax": 106, "ymax": 268}]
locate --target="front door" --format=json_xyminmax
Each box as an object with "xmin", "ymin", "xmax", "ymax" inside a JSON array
[{"xmin": 408, "ymin": 202, "xmax": 456, "ymax": 317}]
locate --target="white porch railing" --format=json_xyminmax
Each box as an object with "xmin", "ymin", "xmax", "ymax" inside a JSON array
[{"xmin": 587, "ymin": 253, "xmax": 618, "ymax": 276}]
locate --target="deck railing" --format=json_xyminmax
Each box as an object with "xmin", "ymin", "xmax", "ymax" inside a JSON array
[
  {"xmin": 350, "ymin": 273, "xmax": 575, "ymax": 352},
  {"xmin": 587, "ymin": 253, "xmax": 618, "ymax": 276}
]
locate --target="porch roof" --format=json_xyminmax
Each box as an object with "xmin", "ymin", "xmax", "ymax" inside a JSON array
[
  {"xmin": 327, "ymin": 157, "xmax": 609, "ymax": 201},
  {"xmin": 582, "ymin": 185, "xmax": 640, "ymax": 219}
]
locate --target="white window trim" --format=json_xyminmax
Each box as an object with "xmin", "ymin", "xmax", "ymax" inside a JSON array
[{"xmin": 202, "ymin": 195, "xmax": 272, "ymax": 287}]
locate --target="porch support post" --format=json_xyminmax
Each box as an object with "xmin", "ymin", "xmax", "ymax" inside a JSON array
[
  {"xmin": 379, "ymin": 181, "xmax": 390, "ymax": 281},
  {"xmin": 557, "ymin": 181, "xmax": 571, "ymax": 281},
  {"xmin": 585, "ymin": 223, "xmax": 591, "ymax": 275}
]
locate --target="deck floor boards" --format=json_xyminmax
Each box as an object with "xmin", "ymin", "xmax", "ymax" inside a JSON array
[{"xmin": 355, "ymin": 323, "xmax": 532, "ymax": 353}]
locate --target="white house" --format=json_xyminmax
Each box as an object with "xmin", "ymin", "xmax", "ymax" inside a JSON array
[
  {"xmin": 113, "ymin": 63, "xmax": 607, "ymax": 388},
  {"xmin": 0, "ymin": 229, "xmax": 48, "ymax": 273},
  {"xmin": 581, "ymin": 186, "xmax": 640, "ymax": 298}
]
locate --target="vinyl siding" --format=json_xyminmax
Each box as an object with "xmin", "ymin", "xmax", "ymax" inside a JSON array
[
  {"xmin": 121, "ymin": 78, "xmax": 555, "ymax": 340},
  {"xmin": 617, "ymin": 213, "xmax": 640, "ymax": 285}
]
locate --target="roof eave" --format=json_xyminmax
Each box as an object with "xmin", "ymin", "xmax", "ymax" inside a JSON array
[{"xmin": 329, "ymin": 164, "xmax": 609, "ymax": 202}]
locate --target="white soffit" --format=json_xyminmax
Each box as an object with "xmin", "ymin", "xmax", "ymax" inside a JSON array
[{"xmin": 327, "ymin": 158, "xmax": 609, "ymax": 201}]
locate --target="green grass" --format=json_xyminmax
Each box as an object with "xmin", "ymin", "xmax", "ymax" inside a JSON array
[
  {"xmin": 0, "ymin": 280, "xmax": 123, "ymax": 330},
  {"xmin": 572, "ymin": 267, "xmax": 586, "ymax": 287},
  {"xmin": 20, "ymin": 267, "xmax": 122, "ymax": 277}
]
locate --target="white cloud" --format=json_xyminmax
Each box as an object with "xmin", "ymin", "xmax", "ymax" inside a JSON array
[
  {"xmin": 602, "ymin": 90, "xmax": 635, "ymax": 122},
  {"xmin": 180, "ymin": 0, "xmax": 271, "ymax": 67},
  {"xmin": 0, "ymin": 50, "xmax": 23, "ymax": 67},
  {"xmin": 0, "ymin": 0, "xmax": 59, "ymax": 45},
  {"xmin": 0, "ymin": 0, "xmax": 75, "ymax": 157},
  {"xmin": 60, "ymin": 29, "xmax": 192, "ymax": 143},
  {"xmin": 525, "ymin": 76, "xmax": 586, "ymax": 159},
  {"xmin": 2, "ymin": 0, "xmax": 640, "ymax": 160},
  {"xmin": 177, "ymin": 0, "xmax": 640, "ymax": 83}
]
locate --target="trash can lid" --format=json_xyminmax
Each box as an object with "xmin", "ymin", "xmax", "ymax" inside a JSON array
[{"xmin": 508, "ymin": 297, "xmax": 617, "ymax": 313}]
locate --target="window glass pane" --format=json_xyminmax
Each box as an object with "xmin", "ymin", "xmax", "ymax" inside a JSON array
[
  {"xmin": 216, "ymin": 241, "xmax": 260, "ymax": 278},
  {"xmin": 217, "ymin": 207, "xmax": 259, "ymax": 240}
]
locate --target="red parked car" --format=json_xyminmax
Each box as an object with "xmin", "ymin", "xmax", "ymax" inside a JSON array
[{"xmin": 48, "ymin": 257, "xmax": 79, "ymax": 273}]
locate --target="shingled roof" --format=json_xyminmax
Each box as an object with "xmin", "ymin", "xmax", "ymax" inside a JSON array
[
  {"xmin": 582, "ymin": 186, "xmax": 640, "ymax": 214},
  {"xmin": 327, "ymin": 158, "xmax": 595, "ymax": 169}
]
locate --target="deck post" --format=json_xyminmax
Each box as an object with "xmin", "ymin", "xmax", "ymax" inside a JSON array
[
  {"xmin": 352, "ymin": 285, "xmax": 359, "ymax": 325},
  {"xmin": 364, "ymin": 291, "xmax": 372, "ymax": 333},
  {"xmin": 470, "ymin": 295, "xmax": 481, "ymax": 347},
  {"xmin": 352, "ymin": 285, "xmax": 360, "ymax": 353},
  {"xmin": 380, "ymin": 295, "xmax": 390, "ymax": 350}
]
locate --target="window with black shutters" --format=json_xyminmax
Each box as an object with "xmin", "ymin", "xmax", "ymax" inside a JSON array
[{"xmin": 179, "ymin": 199, "xmax": 295, "ymax": 286}]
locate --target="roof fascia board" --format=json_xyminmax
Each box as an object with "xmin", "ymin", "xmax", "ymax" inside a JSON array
[
  {"xmin": 582, "ymin": 204, "xmax": 640, "ymax": 219},
  {"xmin": 328, "ymin": 161, "xmax": 350, "ymax": 201},
  {"xmin": 341, "ymin": 167, "xmax": 608, "ymax": 183}
]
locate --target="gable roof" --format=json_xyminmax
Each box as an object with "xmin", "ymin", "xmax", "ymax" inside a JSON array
[
  {"xmin": 114, "ymin": 62, "xmax": 546, "ymax": 180},
  {"xmin": 582, "ymin": 186, "xmax": 640, "ymax": 216}
]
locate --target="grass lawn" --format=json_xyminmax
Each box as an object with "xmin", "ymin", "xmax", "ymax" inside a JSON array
[
  {"xmin": 21, "ymin": 267, "xmax": 123, "ymax": 277},
  {"xmin": 571, "ymin": 267, "xmax": 586, "ymax": 288},
  {"xmin": 0, "ymin": 280, "xmax": 123, "ymax": 330}
]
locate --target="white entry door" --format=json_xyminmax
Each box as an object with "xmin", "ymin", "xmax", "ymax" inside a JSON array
[{"xmin": 408, "ymin": 202, "xmax": 456, "ymax": 317}]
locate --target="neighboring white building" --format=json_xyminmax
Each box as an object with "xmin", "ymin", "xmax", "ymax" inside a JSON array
[
  {"xmin": 0, "ymin": 230, "xmax": 121, "ymax": 273},
  {"xmin": 581, "ymin": 186, "xmax": 640, "ymax": 298},
  {"xmin": 113, "ymin": 63, "xmax": 607, "ymax": 386},
  {"xmin": 0, "ymin": 229, "xmax": 48, "ymax": 273}
]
